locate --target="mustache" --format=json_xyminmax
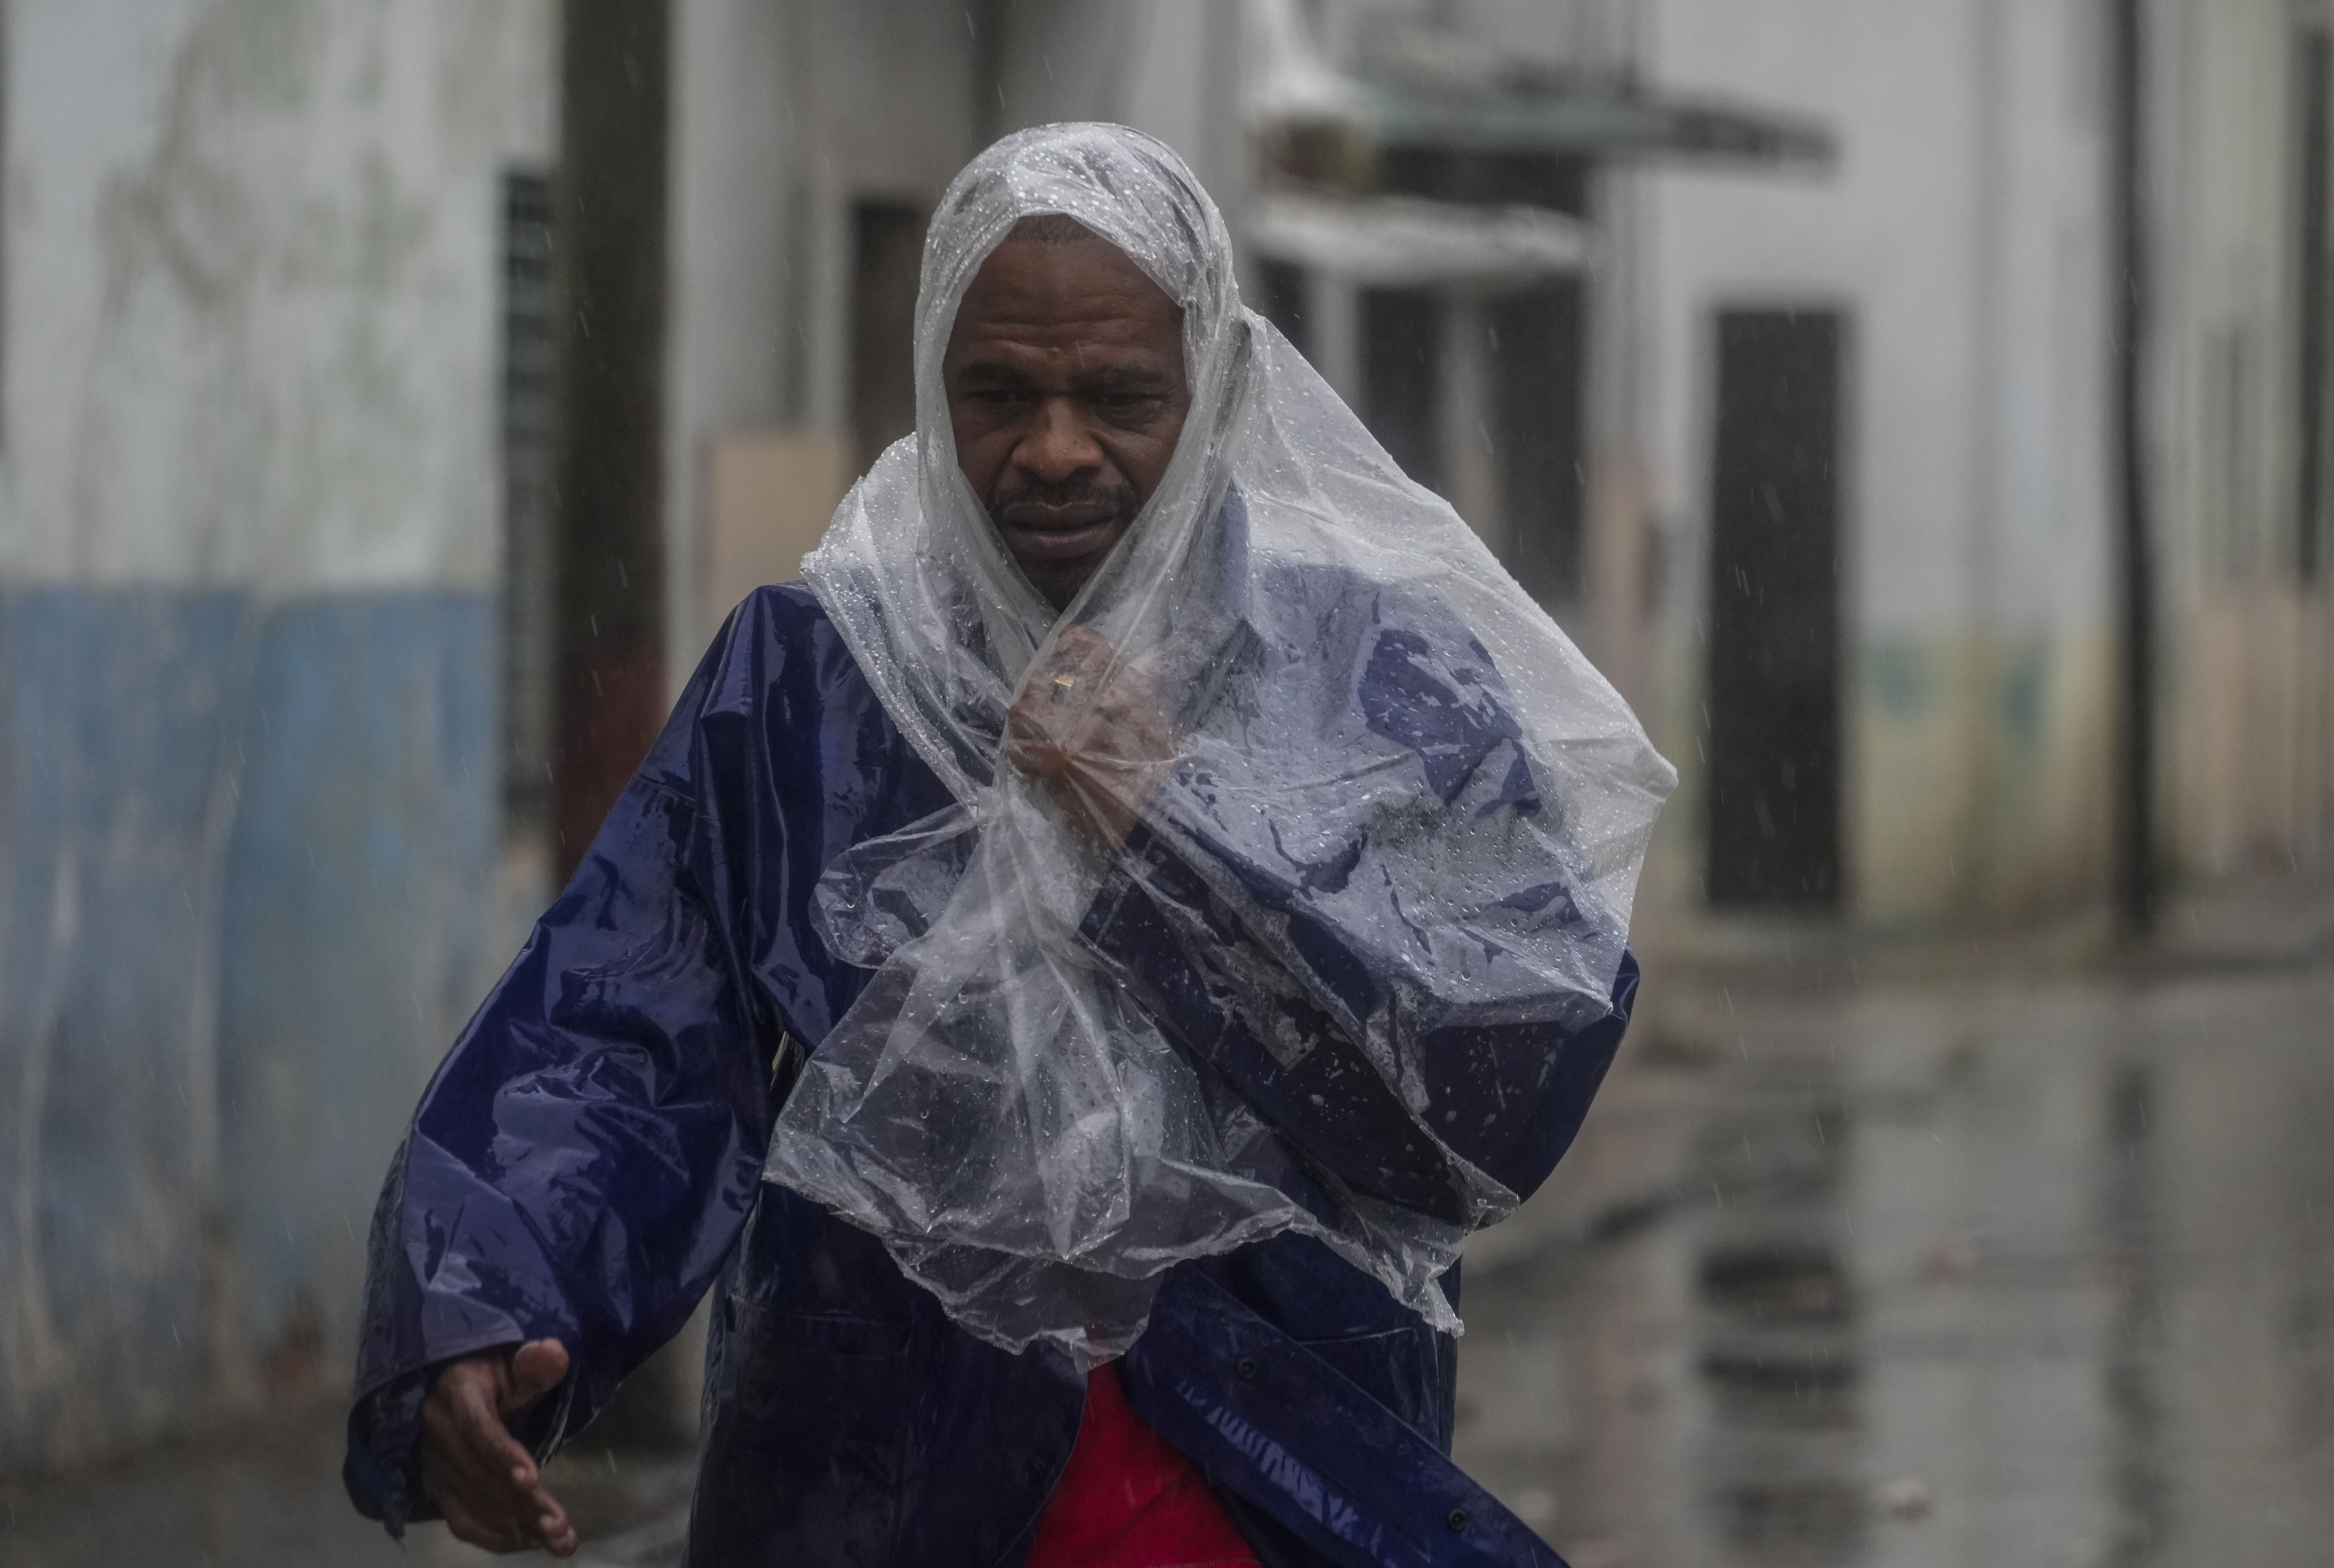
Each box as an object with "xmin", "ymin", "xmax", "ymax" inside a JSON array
[{"xmin": 987, "ymin": 476, "xmax": 1140, "ymax": 524}]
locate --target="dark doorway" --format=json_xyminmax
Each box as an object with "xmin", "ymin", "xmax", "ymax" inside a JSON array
[
  {"xmin": 851, "ymin": 201, "xmax": 927, "ymax": 474},
  {"xmin": 1487, "ymin": 280, "xmax": 1588, "ymax": 606},
  {"xmin": 1257, "ymin": 258, "xmax": 1311, "ymax": 361},
  {"xmin": 1705, "ymin": 309, "xmax": 1845, "ymax": 909},
  {"xmin": 1362, "ymin": 286, "xmax": 1443, "ymax": 492}
]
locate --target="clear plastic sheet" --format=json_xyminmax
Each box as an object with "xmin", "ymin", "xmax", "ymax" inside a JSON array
[{"xmin": 763, "ymin": 124, "xmax": 1674, "ymax": 1363}]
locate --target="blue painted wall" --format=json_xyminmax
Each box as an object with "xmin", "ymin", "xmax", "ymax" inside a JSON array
[
  {"xmin": 0, "ymin": 0, "xmax": 557, "ymax": 1470},
  {"xmin": 0, "ymin": 588, "xmax": 497, "ymax": 1466}
]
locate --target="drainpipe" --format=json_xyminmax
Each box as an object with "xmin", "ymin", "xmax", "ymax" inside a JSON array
[{"xmin": 2109, "ymin": 0, "xmax": 2156, "ymax": 936}]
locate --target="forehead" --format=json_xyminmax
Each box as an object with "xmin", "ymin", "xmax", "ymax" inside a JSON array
[{"xmin": 946, "ymin": 235, "xmax": 1182, "ymax": 356}]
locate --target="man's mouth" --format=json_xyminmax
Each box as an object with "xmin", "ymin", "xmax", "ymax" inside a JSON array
[{"xmin": 995, "ymin": 497, "xmax": 1127, "ymax": 560}]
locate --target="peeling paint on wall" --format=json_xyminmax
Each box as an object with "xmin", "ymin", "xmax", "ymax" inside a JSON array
[
  {"xmin": 0, "ymin": 0, "xmax": 551, "ymax": 1471},
  {"xmin": 4, "ymin": 0, "xmax": 554, "ymax": 593}
]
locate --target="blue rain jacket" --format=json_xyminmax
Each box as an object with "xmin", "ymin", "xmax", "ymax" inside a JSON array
[{"xmin": 345, "ymin": 578, "xmax": 1636, "ymax": 1568}]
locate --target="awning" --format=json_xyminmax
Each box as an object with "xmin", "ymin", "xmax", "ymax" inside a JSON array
[
  {"xmin": 1360, "ymin": 75, "xmax": 1836, "ymax": 167},
  {"xmin": 1247, "ymin": 191, "xmax": 1590, "ymax": 284},
  {"xmin": 1244, "ymin": 0, "xmax": 1835, "ymax": 172}
]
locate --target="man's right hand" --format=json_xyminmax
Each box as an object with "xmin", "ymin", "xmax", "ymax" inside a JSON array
[
  {"xmin": 419, "ymin": 1338, "xmax": 579, "ymax": 1557},
  {"xmin": 1004, "ymin": 625, "xmax": 1177, "ymax": 851}
]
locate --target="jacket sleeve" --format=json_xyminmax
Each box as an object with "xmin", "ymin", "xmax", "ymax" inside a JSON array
[
  {"xmin": 1079, "ymin": 595, "xmax": 1639, "ymax": 1228},
  {"xmin": 344, "ymin": 628, "xmax": 776, "ymax": 1533}
]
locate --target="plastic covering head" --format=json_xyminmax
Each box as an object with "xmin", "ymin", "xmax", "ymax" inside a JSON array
[{"xmin": 765, "ymin": 123, "xmax": 1675, "ymax": 1364}]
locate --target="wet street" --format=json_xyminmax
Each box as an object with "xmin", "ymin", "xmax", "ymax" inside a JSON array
[
  {"xmin": 5, "ymin": 910, "xmax": 2331, "ymax": 1567},
  {"xmin": 1455, "ymin": 934, "xmax": 2334, "ymax": 1566}
]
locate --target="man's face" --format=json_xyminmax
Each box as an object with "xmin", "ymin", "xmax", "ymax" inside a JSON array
[{"xmin": 943, "ymin": 231, "xmax": 1191, "ymax": 608}]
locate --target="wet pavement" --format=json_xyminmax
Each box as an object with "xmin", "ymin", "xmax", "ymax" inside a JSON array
[
  {"xmin": 5, "ymin": 902, "xmax": 2331, "ymax": 1567},
  {"xmin": 1454, "ymin": 942, "xmax": 2334, "ymax": 1566},
  {"xmin": 0, "ymin": 1413, "xmax": 696, "ymax": 1567}
]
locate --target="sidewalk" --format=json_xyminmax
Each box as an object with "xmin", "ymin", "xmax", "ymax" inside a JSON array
[
  {"xmin": 0, "ymin": 1402, "xmax": 696, "ymax": 1568},
  {"xmin": 2142, "ymin": 861, "xmax": 2334, "ymax": 973}
]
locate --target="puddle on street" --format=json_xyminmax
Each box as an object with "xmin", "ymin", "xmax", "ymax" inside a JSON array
[
  {"xmin": 1456, "ymin": 964, "xmax": 2334, "ymax": 1567},
  {"xmin": 1692, "ymin": 1077, "xmax": 1864, "ymax": 1568}
]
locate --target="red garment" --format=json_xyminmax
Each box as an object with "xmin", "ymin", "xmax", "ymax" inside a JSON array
[{"xmin": 1023, "ymin": 1362, "xmax": 1263, "ymax": 1568}]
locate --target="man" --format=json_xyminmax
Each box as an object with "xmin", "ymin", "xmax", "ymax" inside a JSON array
[{"xmin": 347, "ymin": 125, "xmax": 1670, "ymax": 1568}]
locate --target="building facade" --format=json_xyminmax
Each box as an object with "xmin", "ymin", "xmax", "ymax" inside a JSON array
[
  {"xmin": 1633, "ymin": 0, "xmax": 2332, "ymax": 931},
  {"xmin": 0, "ymin": 0, "xmax": 555, "ymax": 1468},
  {"xmin": 1272, "ymin": 0, "xmax": 2334, "ymax": 933},
  {"xmin": 2154, "ymin": 0, "xmax": 2334, "ymax": 890}
]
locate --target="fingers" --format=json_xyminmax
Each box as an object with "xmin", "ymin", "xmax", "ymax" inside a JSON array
[
  {"xmin": 507, "ymin": 1338, "xmax": 571, "ymax": 1413},
  {"xmin": 448, "ymin": 1357, "xmax": 542, "ymax": 1492},
  {"xmin": 1011, "ymin": 668, "xmax": 1171, "ymax": 763},
  {"xmin": 536, "ymin": 1495, "xmax": 580, "ymax": 1557},
  {"xmin": 1007, "ymin": 630, "xmax": 1175, "ymax": 850},
  {"xmin": 421, "ymin": 1347, "xmax": 579, "ymax": 1556},
  {"xmin": 424, "ymin": 1437, "xmax": 524, "ymax": 1555},
  {"xmin": 437, "ymin": 1474, "xmax": 576, "ymax": 1557},
  {"xmin": 1006, "ymin": 708, "xmax": 1171, "ymax": 848},
  {"xmin": 492, "ymin": 1342, "xmax": 576, "ymax": 1554},
  {"xmin": 430, "ymin": 1435, "xmax": 573, "ymax": 1557},
  {"xmin": 1028, "ymin": 625, "xmax": 1123, "ymax": 699},
  {"xmin": 1050, "ymin": 623, "xmax": 1116, "ymax": 673},
  {"xmin": 438, "ymin": 1485, "xmax": 526, "ymax": 1554}
]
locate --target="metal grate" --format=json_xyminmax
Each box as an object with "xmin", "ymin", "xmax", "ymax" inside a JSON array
[{"xmin": 500, "ymin": 168, "xmax": 557, "ymax": 838}]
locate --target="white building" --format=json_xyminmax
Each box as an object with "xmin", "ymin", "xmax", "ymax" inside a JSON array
[
  {"xmin": 1234, "ymin": 0, "xmax": 2334, "ymax": 931},
  {"xmin": 1635, "ymin": 0, "xmax": 2122, "ymax": 925},
  {"xmin": 0, "ymin": 0, "xmax": 555, "ymax": 1466}
]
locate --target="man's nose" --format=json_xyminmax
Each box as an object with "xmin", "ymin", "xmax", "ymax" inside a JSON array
[{"xmin": 1013, "ymin": 395, "xmax": 1104, "ymax": 482}]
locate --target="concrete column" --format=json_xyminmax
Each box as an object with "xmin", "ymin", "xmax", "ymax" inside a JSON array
[{"xmin": 552, "ymin": 0, "xmax": 672, "ymax": 882}]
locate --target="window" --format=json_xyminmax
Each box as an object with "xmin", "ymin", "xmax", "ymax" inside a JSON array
[
  {"xmin": 851, "ymin": 201, "xmax": 927, "ymax": 475},
  {"xmin": 1487, "ymin": 280, "xmax": 1588, "ymax": 605},
  {"xmin": 1257, "ymin": 259, "xmax": 1312, "ymax": 360},
  {"xmin": 499, "ymin": 169, "xmax": 557, "ymax": 840},
  {"xmin": 1362, "ymin": 286, "xmax": 1443, "ymax": 492}
]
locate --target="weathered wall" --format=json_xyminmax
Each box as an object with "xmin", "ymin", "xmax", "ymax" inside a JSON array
[
  {"xmin": 0, "ymin": 0, "xmax": 553, "ymax": 1469},
  {"xmin": 2155, "ymin": 0, "xmax": 2334, "ymax": 878},
  {"xmin": 1635, "ymin": 0, "xmax": 2117, "ymax": 924}
]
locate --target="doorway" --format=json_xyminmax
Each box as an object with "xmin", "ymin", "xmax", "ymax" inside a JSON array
[
  {"xmin": 1705, "ymin": 308, "xmax": 1846, "ymax": 909},
  {"xmin": 851, "ymin": 200, "xmax": 927, "ymax": 475},
  {"xmin": 1487, "ymin": 279, "xmax": 1588, "ymax": 607},
  {"xmin": 1362, "ymin": 285, "xmax": 1444, "ymax": 492}
]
